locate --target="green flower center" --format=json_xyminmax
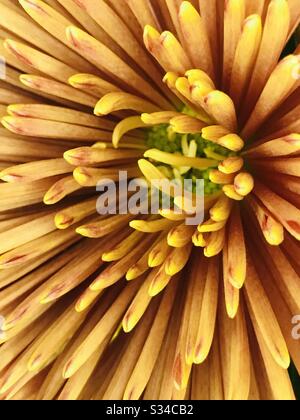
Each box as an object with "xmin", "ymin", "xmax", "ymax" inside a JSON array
[{"xmin": 145, "ymin": 119, "xmax": 235, "ymax": 195}]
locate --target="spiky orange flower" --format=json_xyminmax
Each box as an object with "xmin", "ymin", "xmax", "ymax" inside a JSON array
[{"xmin": 0, "ymin": 0, "xmax": 299, "ymax": 400}]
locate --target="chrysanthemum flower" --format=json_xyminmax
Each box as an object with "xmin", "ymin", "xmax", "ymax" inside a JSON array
[{"xmin": 0, "ymin": 0, "xmax": 299, "ymax": 400}]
